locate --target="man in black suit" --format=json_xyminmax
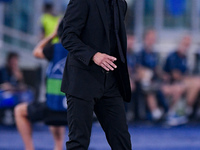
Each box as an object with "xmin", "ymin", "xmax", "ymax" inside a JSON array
[{"xmin": 61, "ymin": 0, "xmax": 132, "ymax": 149}]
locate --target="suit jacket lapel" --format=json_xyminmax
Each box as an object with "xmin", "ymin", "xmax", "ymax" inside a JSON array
[
  {"xmin": 94, "ymin": 0, "xmax": 110, "ymax": 44},
  {"xmin": 94, "ymin": 0, "xmax": 127, "ymax": 52}
]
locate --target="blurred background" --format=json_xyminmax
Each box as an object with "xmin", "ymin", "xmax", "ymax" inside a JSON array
[{"xmin": 1, "ymin": 0, "xmax": 200, "ymax": 149}]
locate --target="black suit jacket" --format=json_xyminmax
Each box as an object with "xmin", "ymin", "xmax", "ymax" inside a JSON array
[{"xmin": 61, "ymin": 0, "xmax": 131, "ymax": 102}]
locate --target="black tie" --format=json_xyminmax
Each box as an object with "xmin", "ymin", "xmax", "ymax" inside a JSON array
[{"xmin": 112, "ymin": 0, "xmax": 125, "ymax": 63}]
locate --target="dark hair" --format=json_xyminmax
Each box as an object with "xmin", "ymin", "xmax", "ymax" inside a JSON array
[
  {"xmin": 43, "ymin": 3, "xmax": 53, "ymax": 12},
  {"xmin": 6, "ymin": 52, "xmax": 19, "ymax": 62},
  {"xmin": 57, "ymin": 20, "xmax": 63, "ymax": 39}
]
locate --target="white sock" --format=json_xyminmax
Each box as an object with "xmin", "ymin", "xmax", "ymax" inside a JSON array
[{"xmin": 152, "ymin": 109, "xmax": 163, "ymax": 120}]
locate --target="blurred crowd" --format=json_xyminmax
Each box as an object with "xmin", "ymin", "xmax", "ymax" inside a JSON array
[
  {"xmin": 1, "ymin": 1, "xmax": 200, "ymax": 150},
  {"xmin": 0, "ymin": 3, "xmax": 60, "ymax": 125},
  {"xmin": 126, "ymin": 30, "xmax": 200, "ymax": 126},
  {"xmin": 1, "ymin": 2, "xmax": 200, "ymax": 128},
  {"xmin": 0, "ymin": 52, "xmax": 34, "ymax": 125}
]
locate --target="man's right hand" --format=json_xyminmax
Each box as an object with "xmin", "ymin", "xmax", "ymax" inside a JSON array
[{"xmin": 92, "ymin": 52, "xmax": 117, "ymax": 71}]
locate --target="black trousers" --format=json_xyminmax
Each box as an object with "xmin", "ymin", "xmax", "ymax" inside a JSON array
[{"xmin": 66, "ymin": 72, "xmax": 132, "ymax": 150}]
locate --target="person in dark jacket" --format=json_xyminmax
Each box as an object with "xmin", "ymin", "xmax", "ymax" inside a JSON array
[{"xmin": 61, "ymin": 0, "xmax": 132, "ymax": 149}]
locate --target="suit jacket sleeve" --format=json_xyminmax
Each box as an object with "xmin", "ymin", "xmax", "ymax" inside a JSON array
[{"xmin": 61, "ymin": 0, "xmax": 97, "ymax": 66}]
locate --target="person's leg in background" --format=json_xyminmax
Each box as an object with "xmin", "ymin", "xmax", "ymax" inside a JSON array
[
  {"xmin": 161, "ymin": 83, "xmax": 189, "ymax": 126},
  {"xmin": 126, "ymin": 81, "xmax": 137, "ymax": 122},
  {"xmin": 156, "ymin": 90, "xmax": 169, "ymax": 113},
  {"xmin": 162, "ymin": 83, "xmax": 184, "ymax": 115},
  {"xmin": 15, "ymin": 102, "xmax": 66, "ymax": 150},
  {"xmin": 94, "ymin": 96, "xmax": 132, "ymax": 150},
  {"xmin": 126, "ymin": 91, "xmax": 137, "ymax": 122},
  {"xmin": 184, "ymin": 77, "xmax": 200, "ymax": 116},
  {"xmin": 146, "ymin": 93, "xmax": 163, "ymax": 121},
  {"xmin": 49, "ymin": 126, "xmax": 66, "ymax": 150},
  {"xmin": 14, "ymin": 103, "xmax": 34, "ymax": 150}
]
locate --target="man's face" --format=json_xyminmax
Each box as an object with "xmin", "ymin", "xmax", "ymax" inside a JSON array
[
  {"xmin": 144, "ymin": 30, "xmax": 156, "ymax": 50},
  {"xmin": 178, "ymin": 36, "xmax": 191, "ymax": 55},
  {"xmin": 127, "ymin": 35, "xmax": 134, "ymax": 51},
  {"xmin": 8, "ymin": 57, "xmax": 19, "ymax": 70}
]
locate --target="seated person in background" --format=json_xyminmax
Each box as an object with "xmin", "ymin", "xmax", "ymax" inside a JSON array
[
  {"xmin": 127, "ymin": 33, "xmax": 140, "ymax": 92},
  {"xmin": 162, "ymin": 35, "xmax": 200, "ymax": 124},
  {"xmin": 0, "ymin": 52, "xmax": 33, "ymax": 109},
  {"xmin": 126, "ymin": 33, "xmax": 139, "ymax": 121},
  {"xmin": 136, "ymin": 30, "xmax": 168, "ymax": 121},
  {"xmin": 14, "ymin": 21, "xmax": 67, "ymax": 150},
  {"xmin": 0, "ymin": 52, "xmax": 23, "ymax": 90}
]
